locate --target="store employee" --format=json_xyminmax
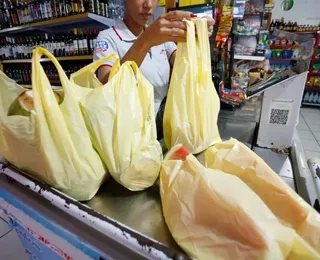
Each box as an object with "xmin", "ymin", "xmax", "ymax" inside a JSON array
[{"xmin": 93, "ymin": 0, "xmax": 214, "ymax": 136}]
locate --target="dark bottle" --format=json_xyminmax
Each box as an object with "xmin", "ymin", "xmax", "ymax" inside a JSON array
[
  {"xmin": 53, "ymin": 34, "xmax": 58, "ymax": 57},
  {"xmin": 60, "ymin": 0, "xmax": 67, "ymax": 17},
  {"xmin": 3, "ymin": 1, "xmax": 13, "ymax": 28},
  {"xmin": 42, "ymin": 0, "xmax": 50, "ymax": 20},
  {"xmin": 104, "ymin": 0, "xmax": 108, "ymax": 17},
  {"xmin": 293, "ymin": 22, "xmax": 297, "ymax": 32},
  {"xmin": 78, "ymin": 0, "xmax": 85, "ymax": 13},
  {"xmin": 51, "ymin": 34, "xmax": 56, "ymax": 56},
  {"xmin": 61, "ymin": 33, "xmax": 66, "ymax": 56},
  {"xmin": 81, "ymin": 28, "xmax": 88, "ymax": 55},
  {"xmin": 27, "ymin": 1, "xmax": 35, "ymax": 23},
  {"xmin": 16, "ymin": 0, "xmax": 24, "ymax": 25},
  {"xmin": 27, "ymin": 36, "xmax": 33, "ymax": 59},
  {"xmin": 8, "ymin": 0, "xmax": 19, "ymax": 26},
  {"xmin": 73, "ymin": 28, "xmax": 79, "ymax": 55},
  {"xmin": 280, "ymin": 17, "xmax": 285, "ymax": 30},
  {"xmin": 0, "ymin": 2, "xmax": 7, "ymax": 29},
  {"xmin": 51, "ymin": 0, "xmax": 57, "ymax": 18},
  {"xmin": 56, "ymin": 34, "xmax": 62, "ymax": 56},
  {"xmin": 95, "ymin": 0, "xmax": 100, "ymax": 15},
  {"xmin": 55, "ymin": 0, "xmax": 61, "ymax": 18},
  {"xmin": 83, "ymin": 0, "xmax": 89, "ymax": 12},
  {"xmin": 269, "ymin": 19, "xmax": 274, "ymax": 33},
  {"xmin": 65, "ymin": 0, "xmax": 72, "ymax": 15},
  {"xmin": 46, "ymin": 0, "xmax": 53, "ymax": 19},
  {"xmin": 77, "ymin": 28, "xmax": 83, "ymax": 55},
  {"xmin": 23, "ymin": 0, "xmax": 30, "ymax": 24},
  {"xmin": 72, "ymin": 0, "xmax": 78, "ymax": 14},
  {"xmin": 88, "ymin": 0, "xmax": 95, "ymax": 13},
  {"xmin": 99, "ymin": 0, "xmax": 105, "ymax": 17}
]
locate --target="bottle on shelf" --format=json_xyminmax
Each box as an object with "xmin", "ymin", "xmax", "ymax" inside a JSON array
[
  {"xmin": 73, "ymin": 28, "xmax": 79, "ymax": 56},
  {"xmin": 293, "ymin": 22, "xmax": 297, "ymax": 32},
  {"xmin": 274, "ymin": 19, "xmax": 279, "ymax": 30},
  {"xmin": 8, "ymin": 0, "xmax": 19, "ymax": 27},
  {"xmin": 279, "ymin": 17, "xmax": 284, "ymax": 30},
  {"xmin": 3, "ymin": 0, "xmax": 13, "ymax": 28},
  {"xmin": 269, "ymin": 19, "xmax": 274, "ymax": 33}
]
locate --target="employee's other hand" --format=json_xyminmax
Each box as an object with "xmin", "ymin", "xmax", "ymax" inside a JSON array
[
  {"xmin": 205, "ymin": 17, "xmax": 215, "ymax": 37},
  {"xmin": 141, "ymin": 11, "xmax": 193, "ymax": 48}
]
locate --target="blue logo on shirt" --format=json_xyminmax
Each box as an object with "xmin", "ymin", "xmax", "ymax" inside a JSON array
[{"xmin": 96, "ymin": 40, "xmax": 109, "ymax": 53}]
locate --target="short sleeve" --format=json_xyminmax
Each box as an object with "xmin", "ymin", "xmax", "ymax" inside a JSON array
[
  {"xmin": 164, "ymin": 42, "xmax": 177, "ymax": 60},
  {"xmin": 93, "ymin": 31, "xmax": 118, "ymax": 67}
]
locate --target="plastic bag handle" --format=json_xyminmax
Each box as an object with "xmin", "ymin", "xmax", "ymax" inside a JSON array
[
  {"xmin": 70, "ymin": 53, "xmax": 120, "ymax": 84},
  {"xmin": 124, "ymin": 61, "xmax": 143, "ymax": 83},
  {"xmin": 32, "ymin": 47, "xmax": 70, "ymax": 88},
  {"xmin": 89, "ymin": 53, "xmax": 119, "ymax": 72}
]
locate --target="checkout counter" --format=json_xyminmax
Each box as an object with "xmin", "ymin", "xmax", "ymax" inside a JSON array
[{"xmin": 0, "ymin": 95, "xmax": 316, "ymax": 260}]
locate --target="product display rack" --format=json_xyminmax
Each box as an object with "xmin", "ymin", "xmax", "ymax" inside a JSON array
[
  {"xmin": 302, "ymin": 32, "xmax": 320, "ymax": 107},
  {"xmin": 1, "ymin": 55, "xmax": 93, "ymax": 63},
  {"xmin": 0, "ymin": 11, "xmax": 114, "ymax": 78},
  {"xmin": 0, "ymin": 12, "xmax": 114, "ymax": 35},
  {"xmin": 227, "ymin": 0, "xmax": 267, "ymax": 89}
]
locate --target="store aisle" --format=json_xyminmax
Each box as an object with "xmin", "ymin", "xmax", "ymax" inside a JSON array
[
  {"xmin": 0, "ymin": 210, "xmax": 28, "ymax": 259},
  {"xmin": 298, "ymin": 107, "xmax": 320, "ymax": 160}
]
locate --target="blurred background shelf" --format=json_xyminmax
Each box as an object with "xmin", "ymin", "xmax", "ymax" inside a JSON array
[
  {"xmin": 0, "ymin": 13, "xmax": 114, "ymax": 35},
  {"xmin": 302, "ymin": 102, "xmax": 320, "ymax": 107},
  {"xmin": 234, "ymin": 55, "xmax": 265, "ymax": 61},
  {"xmin": 1, "ymin": 55, "xmax": 93, "ymax": 63},
  {"xmin": 269, "ymin": 58, "xmax": 297, "ymax": 61}
]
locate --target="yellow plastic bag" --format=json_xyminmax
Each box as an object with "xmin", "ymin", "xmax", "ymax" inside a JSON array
[
  {"xmin": 204, "ymin": 138, "xmax": 320, "ymax": 256},
  {"xmin": 70, "ymin": 53, "xmax": 118, "ymax": 88},
  {"xmin": 160, "ymin": 145, "xmax": 320, "ymax": 260},
  {"xmin": 163, "ymin": 19, "xmax": 221, "ymax": 154},
  {"xmin": 0, "ymin": 47, "xmax": 106, "ymax": 201},
  {"xmin": 78, "ymin": 59, "xmax": 162, "ymax": 191}
]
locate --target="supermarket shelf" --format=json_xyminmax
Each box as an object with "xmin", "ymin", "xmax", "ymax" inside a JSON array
[
  {"xmin": 234, "ymin": 55, "xmax": 265, "ymax": 61},
  {"xmin": 309, "ymin": 72, "xmax": 320, "ymax": 76},
  {"xmin": 294, "ymin": 31, "xmax": 319, "ymax": 34},
  {"xmin": 0, "ymin": 13, "xmax": 114, "ymax": 35},
  {"xmin": 302, "ymin": 102, "xmax": 320, "ymax": 107},
  {"xmin": 305, "ymin": 86, "xmax": 320, "ymax": 91},
  {"xmin": 269, "ymin": 58, "xmax": 297, "ymax": 61},
  {"xmin": 244, "ymin": 13, "xmax": 262, "ymax": 17},
  {"xmin": 1, "ymin": 55, "xmax": 93, "ymax": 63},
  {"xmin": 235, "ymin": 32, "xmax": 259, "ymax": 36}
]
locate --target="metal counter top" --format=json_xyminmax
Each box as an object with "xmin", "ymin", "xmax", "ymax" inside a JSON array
[
  {"xmin": 84, "ymin": 111, "xmax": 294, "ymax": 252},
  {"xmin": 218, "ymin": 96, "xmax": 261, "ymax": 123}
]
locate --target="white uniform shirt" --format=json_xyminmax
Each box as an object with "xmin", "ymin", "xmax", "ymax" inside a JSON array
[{"xmin": 93, "ymin": 20, "xmax": 177, "ymax": 114}]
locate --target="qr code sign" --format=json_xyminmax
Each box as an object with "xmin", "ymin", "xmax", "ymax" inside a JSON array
[{"xmin": 269, "ymin": 109, "xmax": 289, "ymax": 125}]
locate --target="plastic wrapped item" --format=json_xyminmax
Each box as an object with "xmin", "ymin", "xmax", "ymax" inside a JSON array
[
  {"xmin": 0, "ymin": 47, "xmax": 107, "ymax": 201},
  {"xmin": 203, "ymin": 138, "xmax": 320, "ymax": 255},
  {"xmin": 78, "ymin": 58, "xmax": 162, "ymax": 191},
  {"xmin": 160, "ymin": 144, "xmax": 320, "ymax": 260},
  {"xmin": 164, "ymin": 19, "xmax": 221, "ymax": 154}
]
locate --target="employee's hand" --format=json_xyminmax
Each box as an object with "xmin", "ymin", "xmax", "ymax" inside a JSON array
[
  {"xmin": 205, "ymin": 17, "xmax": 215, "ymax": 37},
  {"xmin": 141, "ymin": 11, "xmax": 193, "ymax": 48}
]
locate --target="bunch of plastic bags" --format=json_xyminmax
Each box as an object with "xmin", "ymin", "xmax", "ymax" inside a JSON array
[
  {"xmin": 0, "ymin": 48, "xmax": 106, "ymax": 201},
  {"xmin": 161, "ymin": 144, "xmax": 320, "ymax": 259},
  {"xmin": 72, "ymin": 55, "xmax": 162, "ymax": 191},
  {"xmin": 0, "ymin": 47, "xmax": 161, "ymax": 199},
  {"xmin": 160, "ymin": 18, "xmax": 320, "ymax": 259}
]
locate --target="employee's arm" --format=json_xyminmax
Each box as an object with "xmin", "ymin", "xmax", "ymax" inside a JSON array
[{"xmin": 98, "ymin": 11, "xmax": 192, "ymax": 84}]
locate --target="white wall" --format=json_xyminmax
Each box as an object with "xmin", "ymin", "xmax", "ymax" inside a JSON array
[{"xmin": 272, "ymin": 0, "xmax": 320, "ymax": 25}]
